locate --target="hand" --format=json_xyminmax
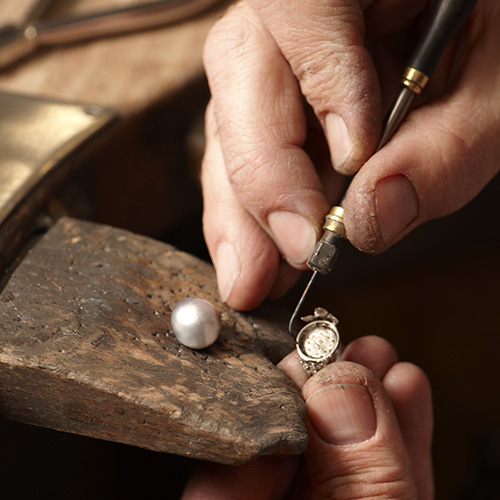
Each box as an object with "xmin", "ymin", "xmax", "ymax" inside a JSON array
[
  {"xmin": 201, "ymin": 0, "xmax": 500, "ymax": 310},
  {"xmin": 182, "ymin": 336, "xmax": 433, "ymax": 499}
]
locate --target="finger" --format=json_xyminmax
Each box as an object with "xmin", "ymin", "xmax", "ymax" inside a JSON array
[
  {"xmin": 279, "ymin": 334, "xmax": 399, "ymax": 389},
  {"xmin": 280, "ymin": 338, "xmax": 427, "ymax": 498},
  {"xmin": 344, "ymin": 95, "xmax": 500, "ymax": 252},
  {"xmin": 202, "ymin": 102, "xmax": 286, "ymax": 310},
  {"xmin": 302, "ymin": 362, "xmax": 419, "ymax": 499},
  {"xmin": 383, "ymin": 362, "xmax": 434, "ymax": 500},
  {"xmin": 246, "ymin": 0, "xmax": 382, "ymax": 174},
  {"xmin": 267, "ymin": 260, "xmax": 302, "ymax": 300},
  {"xmin": 344, "ymin": 6, "xmax": 500, "ymax": 253},
  {"xmin": 341, "ymin": 334, "xmax": 399, "ymax": 379},
  {"xmin": 277, "ymin": 350, "xmax": 311, "ymax": 389},
  {"xmin": 182, "ymin": 456, "xmax": 299, "ymax": 500},
  {"xmin": 204, "ymin": 2, "xmax": 333, "ymax": 270}
]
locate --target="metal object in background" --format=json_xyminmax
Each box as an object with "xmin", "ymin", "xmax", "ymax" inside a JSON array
[
  {"xmin": 0, "ymin": 92, "xmax": 117, "ymax": 274},
  {"xmin": 0, "ymin": 0, "xmax": 224, "ymax": 68},
  {"xmin": 0, "ymin": 92, "xmax": 116, "ymax": 228}
]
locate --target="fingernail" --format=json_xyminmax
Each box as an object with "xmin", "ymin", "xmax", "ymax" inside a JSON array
[
  {"xmin": 325, "ymin": 113, "xmax": 354, "ymax": 171},
  {"xmin": 307, "ymin": 384, "xmax": 376, "ymax": 445},
  {"xmin": 214, "ymin": 242, "xmax": 241, "ymax": 303},
  {"xmin": 268, "ymin": 211, "xmax": 316, "ymax": 266},
  {"xmin": 375, "ymin": 175, "xmax": 419, "ymax": 244}
]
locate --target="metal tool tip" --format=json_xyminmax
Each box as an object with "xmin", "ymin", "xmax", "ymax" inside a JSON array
[{"xmin": 288, "ymin": 271, "xmax": 318, "ymax": 338}]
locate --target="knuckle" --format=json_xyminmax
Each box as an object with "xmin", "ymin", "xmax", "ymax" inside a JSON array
[
  {"xmin": 224, "ymin": 143, "xmax": 296, "ymax": 214},
  {"xmin": 297, "ymin": 46, "xmax": 376, "ymax": 116},
  {"xmin": 203, "ymin": 2, "xmax": 261, "ymax": 75},
  {"xmin": 317, "ymin": 461, "xmax": 417, "ymax": 500},
  {"xmin": 226, "ymin": 143, "xmax": 271, "ymax": 193},
  {"xmin": 282, "ymin": 5, "xmax": 365, "ymax": 90}
]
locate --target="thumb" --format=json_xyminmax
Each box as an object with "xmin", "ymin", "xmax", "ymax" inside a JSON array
[
  {"xmin": 302, "ymin": 362, "xmax": 418, "ymax": 500},
  {"xmin": 344, "ymin": 9, "xmax": 500, "ymax": 253}
]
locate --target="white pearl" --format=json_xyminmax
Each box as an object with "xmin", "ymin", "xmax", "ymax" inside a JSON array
[{"xmin": 171, "ymin": 297, "xmax": 221, "ymax": 349}]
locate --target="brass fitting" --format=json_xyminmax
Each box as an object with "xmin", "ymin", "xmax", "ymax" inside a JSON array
[
  {"xmin": 401, "ymin": 67, "xmax": 429, "ymax": 95},
  {"xmin": 322, "ymin": 206, "xmax": 345, "ymax": 238}
]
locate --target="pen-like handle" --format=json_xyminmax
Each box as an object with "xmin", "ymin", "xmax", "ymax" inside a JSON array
[
  {"xmin": 408, "ymin": 0, "xmax": 478, "ymax": 77},
  {"xmin": 307, "ymin": 0, "xmax": 478, "ymax": 277}
]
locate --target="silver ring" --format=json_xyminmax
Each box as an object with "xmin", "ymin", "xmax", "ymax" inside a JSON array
[{"xmin": 296, "ymin": 308, "xmax": 341, "ymax": 375}]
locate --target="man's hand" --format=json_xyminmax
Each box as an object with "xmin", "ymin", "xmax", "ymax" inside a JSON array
[
  {"xmin": 202, "ymin": 0, "xmax": 500, "ymax": 310},
  {"xmin": 182, "ymin": 336, "xmax": 434, "ymax": 499}
]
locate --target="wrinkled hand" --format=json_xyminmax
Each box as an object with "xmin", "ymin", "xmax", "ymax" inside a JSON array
[
  {"xmin": 182, "ymin": 336, "xmax": 433, "ymax": 499},
  {"xmin": 202, "ymin": 0, "xmax": 500, "ymax": 310}
]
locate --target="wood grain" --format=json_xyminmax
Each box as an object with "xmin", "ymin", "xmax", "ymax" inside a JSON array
[{"xmin": 0, "ymin": 217, "xmax": 307, "ymax": 464}]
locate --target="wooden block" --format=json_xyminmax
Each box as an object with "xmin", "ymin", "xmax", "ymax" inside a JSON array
[{"xmin": 0, "ymin": 217, "xmax": 307, "ymax": 464}]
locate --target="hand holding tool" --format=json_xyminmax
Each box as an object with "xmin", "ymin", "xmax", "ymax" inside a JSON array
[{"xmin": 290, "ymin": 0, "xmax": 478, "ymax": 336}]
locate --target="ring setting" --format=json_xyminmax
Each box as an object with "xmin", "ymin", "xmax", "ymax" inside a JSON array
[{"xmin": 295, "ymin": 307, "xmax": 341, "ymax": 375}]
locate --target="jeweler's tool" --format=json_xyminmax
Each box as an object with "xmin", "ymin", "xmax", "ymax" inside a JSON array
[{"xmin": 289, "ymin": 0, "xmax": 478, "ymax": 337}]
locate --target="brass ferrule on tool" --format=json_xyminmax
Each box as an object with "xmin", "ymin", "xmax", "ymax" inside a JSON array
[
  {"xmin": 322, "ymin": 206, "xmax": 345, "ymax": 237},
  {"xmin": 401, "ymin": 67, "xmax": 429, "ymax": 95}
]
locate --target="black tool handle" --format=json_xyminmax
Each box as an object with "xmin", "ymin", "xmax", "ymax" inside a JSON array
[{"xmin": 408, "ymin": 0, "xmax": 478, "ymax": 77}]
